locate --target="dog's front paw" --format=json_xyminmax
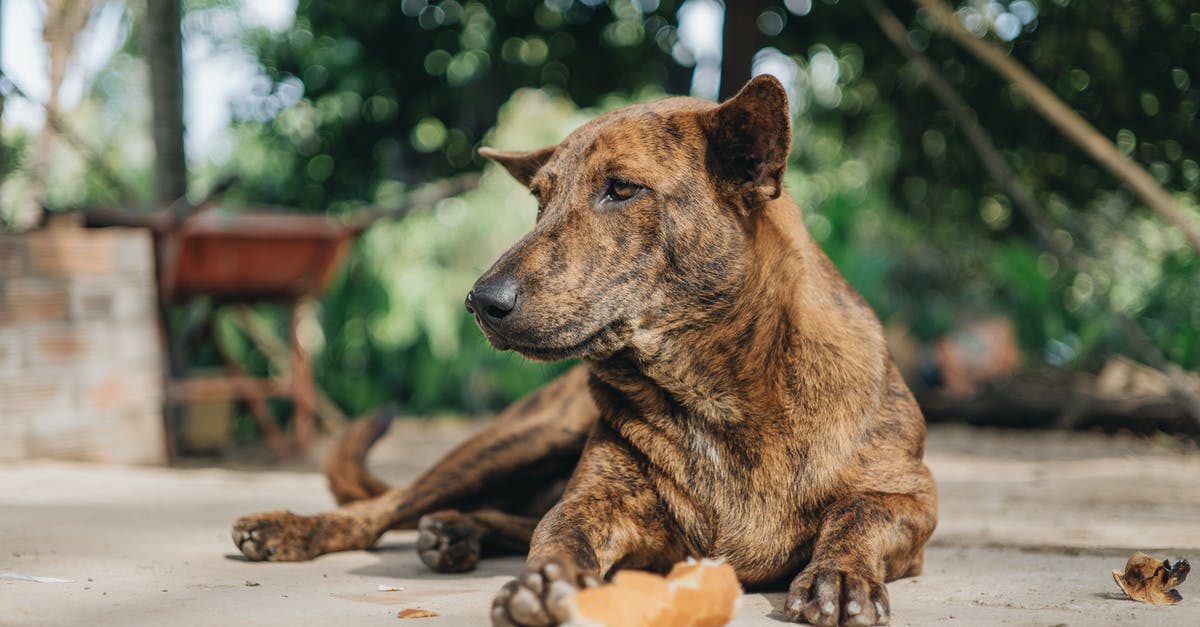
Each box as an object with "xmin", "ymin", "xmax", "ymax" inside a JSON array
[
  {"xmin": 417, "ymin": 511, "xmax": 482, "ymax": 573},
  {"xmin": 491, "ymin": 560, "xmax": 599, "ymax": 627},
  {"xmin": 233, "ymin": 507, "xmax": 383, "ymax": 561},
  {"xmin": 785, "ymin": 565, "xmax": 890, "ymax": 626},
  {"xmin": 232, "ymin": 510, "xmax": 322, "ymax": 561}
]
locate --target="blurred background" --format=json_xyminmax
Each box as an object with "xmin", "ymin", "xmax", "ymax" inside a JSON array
[{"xmin": 1, "ymin": 0, "xmax": 1198, "ymax": 462}]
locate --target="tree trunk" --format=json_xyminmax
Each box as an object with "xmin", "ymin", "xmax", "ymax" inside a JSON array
[
  {"xmin": 0, "ymin": 0, "xmax": 5, "ymax": 183},
  {"xmin": 719, "ymin": 0, "xmax": 768, "ymax": 100},
  {"xmin": 145, "ymin": 0, "xmax": 187, "ymax": 205}
]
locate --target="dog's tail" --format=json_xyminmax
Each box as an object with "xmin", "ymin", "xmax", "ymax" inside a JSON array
[{"xmin": 324, "ymin": 404, "xmax": 396, "ymax": 505}]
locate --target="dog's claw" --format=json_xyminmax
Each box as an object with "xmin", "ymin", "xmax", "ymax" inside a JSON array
[
  {"xmin": 786, "ymin": 566, "xmax": 890, "ymax": 626},
  {"xmin": 545, "ymin": 580, "xmax": 577, "ymax": 621},
  {"xmin": 521, "ymin": 572, "xmax": 545, "ymax": 596},
  {"xmin": 231, "ymin": 510, "xmax": 324, "ymax": 562},
  {"xmin": 416, "ymin": 511, "xmax": 483, "ymax": 573},
  {"xmin": 232, "ymin": 509, "xmax": 379, "ymax": 562},
  {"xmin": 509, "ymin": 586, "xmax": 552, "ymax": 626},
  {"xmin": 491, "ymin": 605, "xmax": 518, "ymax": 627},
  {"xmin": 492, "ymin": 560, "xmax": 587, "ymax": 627}
]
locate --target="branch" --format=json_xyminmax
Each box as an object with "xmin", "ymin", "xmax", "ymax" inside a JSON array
[
  {"xmin": 344, "ymin": 173, "xmax": 481, "ymax": 234},
  {"xmin": 870, "ymin": 0, "xmax": 1200, "ymax": 425},
  {"xmin": 82, "ymin": 176, "xmax": 238, "ymax": 231},
  {"xmin": 1116, "ymin": 316, "xmax": 1200, "ymax": 424},
  {"xmin": 912, "ymin": 0, "xmax": 1200, "ymax": 253},
  {"xmin": 863, "ymin": 0, "xmax": 1059, "ymax": 252},
  {"xmin": 0, "ymin": 70, "xmax": 139, "ymax": 204}
]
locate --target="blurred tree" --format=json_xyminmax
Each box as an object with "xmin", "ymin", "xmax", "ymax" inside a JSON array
[
  {"xmin": 198, "ymin": 0, "xmax": 1200, "ymax": 416},
  {"xmin": 230, "ymin": 0, "xmax": 688, "ymax": 212},
  {"xmin": 763, "ymin": 0, "xmax": 1200, "ymax": 370},
  {"xmin": 0, "ymin": 0, "xmax": 5, "ymax": 180},
  {"xmin": 146, "ymin": 0, "xmax": 187, "ymax": 203},
  {"xmin": 2, "ymin": 0, "xmax": 1194, "ymax": 420},
  {"xmin": 26, "ymin": 0, "xmax": 95, "ymax": 225},
  {"xmin": 719, "ymin": 0, "xmax": 766, "ymax": 99}
]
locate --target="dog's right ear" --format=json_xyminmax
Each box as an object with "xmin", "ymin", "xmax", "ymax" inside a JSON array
[{"xmin": 478, "ymin": 145, "xmax": 557, "ymax": 187}]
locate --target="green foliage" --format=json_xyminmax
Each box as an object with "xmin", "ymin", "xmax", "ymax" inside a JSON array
[
  {"xmin": 1, "ymin": 5, "xmax": 154, "ymax": 222},
  {"xmin": 226, "ymin": 0, "xmax": 686, "ymax": 212},
  {"xmin": 208, "ymin": 0, "xmax": 1200, "ymax": 416},
  {"xmin": 764, "ymin": 0, "xmax": 1200, "ymax": 371},
  {"xmin": 308, "ymin": 89, "xmax": 599, "ymax": 414},
  {"xmin": 12, "ymin": 0, "xmax": 1195, "ymax": 416}
]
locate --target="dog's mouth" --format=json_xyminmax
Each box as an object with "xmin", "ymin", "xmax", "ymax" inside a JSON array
[{"xmin": 473, "ymin": 316, "xmax": 625, "ymax": 362}]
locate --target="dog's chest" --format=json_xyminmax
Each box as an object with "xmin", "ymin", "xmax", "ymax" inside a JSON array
[{"xmin": 630, "ymin": 412, "xmax": 820, "ymax": 582}]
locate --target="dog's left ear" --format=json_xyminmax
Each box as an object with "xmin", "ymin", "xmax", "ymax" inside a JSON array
[
  {"xmin": 479, "ymin": 145, "xmax": 557, "ymax": 187},
  {"xmin": 702, "ymin": 75, "xmax": 791, "ymax": 206}
]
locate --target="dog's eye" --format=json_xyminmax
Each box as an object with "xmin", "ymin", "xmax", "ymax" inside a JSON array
[{"xmin": 603, "ymin": 180, "xmax": 641, "ymax": 203}]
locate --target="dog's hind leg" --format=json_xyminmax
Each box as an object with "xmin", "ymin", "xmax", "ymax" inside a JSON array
[
  {"xmin": 232, "ymin": 365, "xmax": 596, "ymax": 562},
  {"xmin": 415, "ymin": 508, "xmax": 542, "ymax": 573}
]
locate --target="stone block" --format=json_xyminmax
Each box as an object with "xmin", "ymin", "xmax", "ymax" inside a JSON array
[
  {"xmin": 0, "ymin": 412, "xmax": 29, "ymax": 461},
  {"xmin": 110, "ymin": 230, "xmax": 156, "ymax": 277},
  {"xmin": 26, "ymin": 229, "xmax": 115, "ymax": 277},
  {"xmin": 68, "ymin": 279, "xmax": 118, "ymax": 321},
  {"xmin": 84, "ymin": 369, "xmax": 161, "ymax": 412},
  {"xmin": 111, "ymin": 323, "xmax": 163, "ymax": 363},
  {"xmin": 27, "ymin": 325, "xmax": 92, "ymax": 365},
  {"xmin": 0, "ymin": 226, "xmax": 165, "ymax": 464},
  {"xmin": 0, "ymin": 329, "xmax": 21, "ymax": 371},
  {"xmin": 27, "ymin": 426, "xmax": 90, "ymax": 459},
  {"xmin": 94, "ymin": 407, "xmax": 167, "ymax": 464},
  {"xmin": 0, "ymin": 237, "xmax": 24, "ymax": 278},
  {"xmin": 0, "ymin": 277, "xmax": 69, "ymax": 325},
  {"xmin": 0, "ymin": 376, "xmax": 71, "ymax": 420},
  {"xmin": 68, "ymin": 277, "xmax": 155, "ymax": 322}
]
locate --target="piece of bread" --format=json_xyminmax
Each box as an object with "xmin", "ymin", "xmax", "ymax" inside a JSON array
[{"xmin": 561, "ymin": 558, "xmax": 742, "ymax": 627}]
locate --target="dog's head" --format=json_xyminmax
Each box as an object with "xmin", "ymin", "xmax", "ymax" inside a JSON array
[{"xmin": 468, "ymin": 76, "xmax": 791, "ymax": 362}]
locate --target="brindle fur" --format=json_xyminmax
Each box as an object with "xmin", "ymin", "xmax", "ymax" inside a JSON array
[{"xmin": 232, "ymin": 76, "xmax": 936, "ymax": 626}]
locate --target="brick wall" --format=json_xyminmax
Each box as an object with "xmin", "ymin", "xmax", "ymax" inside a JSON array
[{"xmin": 0, "ymin": 226, "xmax": 166, "ymax": 464}]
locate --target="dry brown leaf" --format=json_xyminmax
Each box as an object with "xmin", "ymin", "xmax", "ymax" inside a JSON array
[
  {"xmin": 398, "ymin": 605, "xmax": 441, "ymax": 614},
  {"xmin": 1112, "ymin": 551, "xmax": 1190, "ymax": 605},
  {"xmin": 397, "ymin": 608, "xmax": 439, "ymax": 619}
]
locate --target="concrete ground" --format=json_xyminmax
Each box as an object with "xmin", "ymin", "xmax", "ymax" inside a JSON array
[{"xmin": 1, "ymin": 422, "xmax": 1197, "ymax": 626}]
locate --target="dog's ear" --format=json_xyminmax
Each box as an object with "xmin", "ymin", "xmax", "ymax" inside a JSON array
[
  {"xmin": 702, "ymin": 74, "xmax": 791, "ymax": 206},
  {"xmin": 478, "ymin": 145, "xmax": 557, "ymax": 187}
]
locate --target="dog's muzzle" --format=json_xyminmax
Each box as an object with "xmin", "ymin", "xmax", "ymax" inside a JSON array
[{"xmin": 465, "ymin": 276, "xmax": 521, "ymax": 342}]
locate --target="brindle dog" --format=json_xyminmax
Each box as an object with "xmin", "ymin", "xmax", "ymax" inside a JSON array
[{"xmin": 232, "ymin": 75, "xmax": 936, "ymax": 627}]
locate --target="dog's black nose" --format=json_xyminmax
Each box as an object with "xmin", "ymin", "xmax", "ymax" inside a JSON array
[{"xmin": 466, "ymin": 277, "xmax": 520, "ymax": 321}]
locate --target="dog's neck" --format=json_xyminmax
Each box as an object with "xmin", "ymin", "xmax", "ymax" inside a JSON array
[{"xmin": 589, "ymin": 195, "xmax": 879, "ymax": 428}]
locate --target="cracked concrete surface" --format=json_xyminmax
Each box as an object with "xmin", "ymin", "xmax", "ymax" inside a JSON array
[{"xmin": 1, "ymin": 423, "xmax": 1197, "ymax": 626}]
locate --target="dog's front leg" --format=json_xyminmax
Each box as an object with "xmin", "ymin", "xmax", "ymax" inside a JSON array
[
  {"xmin": 786, "ymin": 489, "xmax": 936, "ymax": 627},
  {"xmin": 491, "ymin": 426, "xmax": 683, "ymax": 627}
]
